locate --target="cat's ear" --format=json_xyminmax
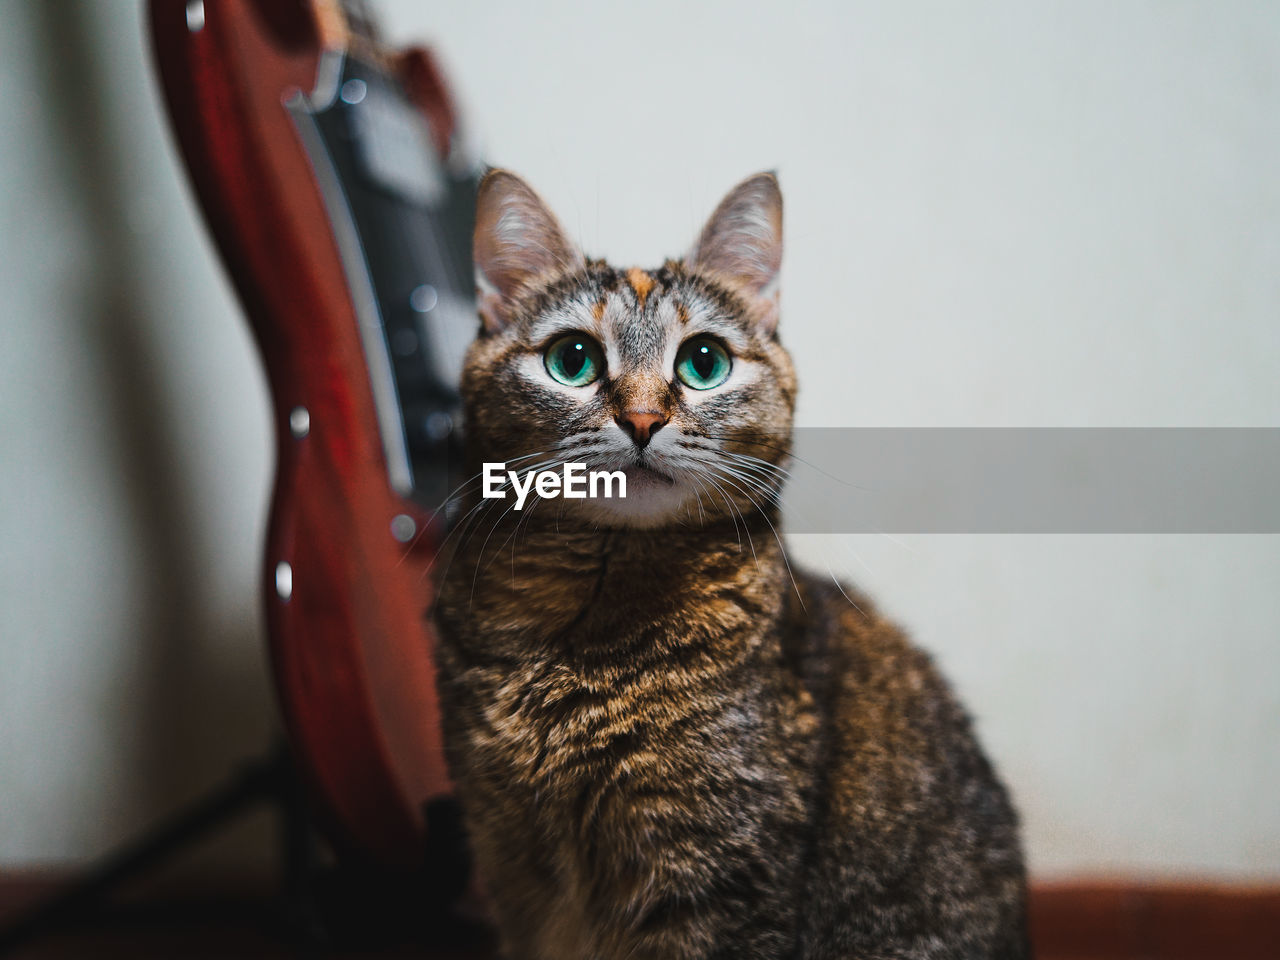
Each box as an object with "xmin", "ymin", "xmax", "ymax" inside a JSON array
[
  {"xmin": 473, "ymin": 169, "xmax": 584, "ymax": 333},
  {"xmin": 688, "ymin": 172, "xmax": 783, "ymax": 332}
]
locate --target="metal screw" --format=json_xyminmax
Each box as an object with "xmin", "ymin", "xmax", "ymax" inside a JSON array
[
  {"xmin": 340, "ymin": 79, "xmax": 367, "ymax": 105},
  {"xmin": 390, "ymin": 514, "xmax": 417, "ymax": 543},
  {"xmin": 289, "ymin": 406, "xmax": 310, "ymax": 438},
  {"xmin": 410, "ymin": 284, "xmax": 438, "ymax": 313},
  {"xmin": 424, "ymin": 411, "xmax": 453, "ymax": 443},
  {"xmin": 275, "ymin": 561, "xmax": 293, "ymax": 601}
]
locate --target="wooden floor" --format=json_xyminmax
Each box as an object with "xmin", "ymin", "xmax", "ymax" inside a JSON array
[
  {"xmin": 2, "ymin": 874, "xmax": 1278, "ymax": 959},
  {"xmin": 1028, "ymin": 881, "xmax": 1280, "ymax": 960}
]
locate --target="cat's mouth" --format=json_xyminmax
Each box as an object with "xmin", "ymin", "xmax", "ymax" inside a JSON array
[{"xmin": 568, "ymin": 456, "xmax": 690, "ymax": 527}]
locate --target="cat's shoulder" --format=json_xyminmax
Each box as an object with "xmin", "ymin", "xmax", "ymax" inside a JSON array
[
  {"xmin": 787, "ymin": 568, "xmax": 980, "ymax": 750},
  {"xmin": 790, "ymin": 566, "xmax": 1019, "ymax": 837},
  {"xmin": 788, "ymin": 570, "xmax": 940, "ymax": 687}
]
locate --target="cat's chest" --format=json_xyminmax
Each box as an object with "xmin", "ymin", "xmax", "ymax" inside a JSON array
[
  {"xmin": 436, "ymin": 523, "xmax": 784, "ymax": 645},
  {"xmin": 457, "ymin": 627, "xmax": 755, "ymax": 789},
  {"xmin": 435, "ymin": 530, "xmax": 794, "ymax": 816},
  {"xmin": 451, "ymin": 620, "xmax": 791, "ymax": 843}
]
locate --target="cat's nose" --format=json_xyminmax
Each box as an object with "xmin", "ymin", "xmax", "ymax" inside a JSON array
[{"xmin": 616, "ymin": 410, "xmax": 667, "ymax": 449}]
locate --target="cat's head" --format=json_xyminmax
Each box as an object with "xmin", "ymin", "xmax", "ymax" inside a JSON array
[{"xmin": 462, "ymin": 169, "xmax": 795, "ymax": 529}]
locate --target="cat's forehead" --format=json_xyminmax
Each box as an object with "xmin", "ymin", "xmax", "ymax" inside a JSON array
[{"xmin": 518, "ymin": 260, "xmax": 756, "ymax": 360}]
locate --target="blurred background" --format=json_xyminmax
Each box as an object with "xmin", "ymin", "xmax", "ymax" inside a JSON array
[{"xmin": 1, "ymin": 0, "xmax": 1277, "ymax": 890}]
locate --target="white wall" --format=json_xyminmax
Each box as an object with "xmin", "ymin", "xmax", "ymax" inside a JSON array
[
  {"xmin": 0, "ymin": 1, "xmax": 274, "ymax": 866},
  {"xmin": 1, "ymin": 0, "xmax": 1277, "ymax": 878}
]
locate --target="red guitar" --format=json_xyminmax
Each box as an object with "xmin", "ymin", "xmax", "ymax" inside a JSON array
[{"xmin": 149, "ymin": 0, "xmax": 477, "ymax": 867}]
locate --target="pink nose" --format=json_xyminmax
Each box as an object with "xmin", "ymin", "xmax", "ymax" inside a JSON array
[{"xmin": 617, "ymin": 410, "xmax": 667, "ymax": 449}]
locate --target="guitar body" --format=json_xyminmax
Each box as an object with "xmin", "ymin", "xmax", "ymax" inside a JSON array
[{"xmin": 149, "ymin": 0, "xmax": 467, "ymax": 867}]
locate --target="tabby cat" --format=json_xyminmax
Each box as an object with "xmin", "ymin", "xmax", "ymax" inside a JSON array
[{"xmin": 431, "ymin": 170, "xmax": 1030, "ymax": 959}]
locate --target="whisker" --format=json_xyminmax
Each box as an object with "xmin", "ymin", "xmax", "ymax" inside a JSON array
[
  {"xmin": 429, "ymin": 454, "xmax": 565, "ymax": 588},
  {"xmin": 690, "ymin": 467, "xmax": 746, "ymax": 556},
  {"xmin": 709, "ymin": 462, "xmax": 784, "ymax": 510},
  {"xmin": 824, "ymin": 560, "xmax": 867, "ymax": 617},
  {"xmin": 704, "ymin": 432, "xmax": 866, "ymax": 490},
  {"xmin": 708, "ymin": 467, "xmax": 804, "ymax": 610}
]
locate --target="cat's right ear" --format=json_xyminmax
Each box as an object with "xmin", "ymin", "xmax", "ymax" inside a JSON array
[
  {"xmin": 473, "ymin": 169, "xmax": 584, "ymax": 334},
  {"xmin": 688, "ymin": 172, "xmax": 783, "ymax": 334}
]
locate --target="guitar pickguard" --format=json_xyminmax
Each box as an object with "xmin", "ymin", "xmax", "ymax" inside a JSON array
[{"xmin": 288, "ymin": 51, "xmax": 478, "ymax": 513}]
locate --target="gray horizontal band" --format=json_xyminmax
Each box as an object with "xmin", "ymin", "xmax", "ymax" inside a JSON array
[{"xmin": 768, "ymin": 428, "xmax": 1280, "ymax": 533}]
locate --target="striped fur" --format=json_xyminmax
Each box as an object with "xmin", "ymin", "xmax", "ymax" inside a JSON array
[{"xmin": 432, "ymin": 171, "xmax": 1029, "ymax": 959}]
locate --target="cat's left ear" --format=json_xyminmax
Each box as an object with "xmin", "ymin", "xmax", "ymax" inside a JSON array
[
  {"xmin": 687, "ymin": 172, "xmax": 783, "ymax": 334},
  {"xmin": 473, "ymin": 169, "xmax": 585, "ymax": 334}
]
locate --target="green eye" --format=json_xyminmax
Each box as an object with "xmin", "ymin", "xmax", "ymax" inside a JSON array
[
  {"xmin": 544, "ymin": 334, "xmax": 605, "ymax": 387},
  {"xmin": 675, "ymin": 337, "xmax": 732, "ymax": 390}
]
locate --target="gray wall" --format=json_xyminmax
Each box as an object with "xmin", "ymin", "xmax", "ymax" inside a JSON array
[{"xmin": 1, "ymin": 0, "xmax": 1277, "ymax": 877}]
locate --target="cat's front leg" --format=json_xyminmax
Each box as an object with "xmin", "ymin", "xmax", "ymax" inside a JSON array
[{"xmin": 566, "ymin": 837, "xmax": 805, "ymax": 960}]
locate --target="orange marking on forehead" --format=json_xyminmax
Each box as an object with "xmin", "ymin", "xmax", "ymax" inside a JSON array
[
  {"xmin": 674, "ymin": 302, "xmax": 690, "ymax": 324},
  {"xmin": 626, "ymin": 268, "xmax": 655, "ymax": 307},
  {"xmin": 591, "ymin": 298, "xmax": 607, "ymax": 321}
]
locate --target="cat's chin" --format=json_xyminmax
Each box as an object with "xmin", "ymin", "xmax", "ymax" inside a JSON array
[{"xmin": 573, "ymin": 465, "xmax": 696, "ymax": 529}]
